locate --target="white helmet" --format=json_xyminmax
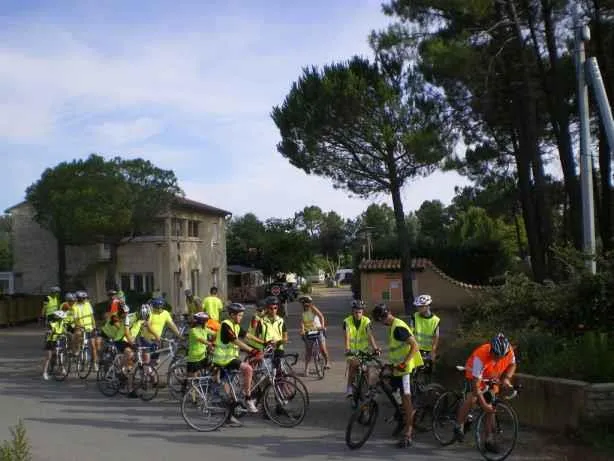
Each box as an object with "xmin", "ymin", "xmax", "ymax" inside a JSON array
[
  {"xmin": 52, "ymin": 310, "xmax": 67, "ymax": 320},
  {"xmin": 139, "ymin": 304, "xmax": 152, "ymax": 320},
  {"xmin": 413, "ymin": 294, "xmax": 432, "ymax": 307}
]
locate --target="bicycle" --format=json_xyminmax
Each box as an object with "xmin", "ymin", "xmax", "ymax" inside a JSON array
[
  {"xmin": 71, "ymin": 328, "xmax": 94, "ymax": 379},
  {"xmin": 345, "ymin": 358, "xmax": 444, "ymax": 449},
  {"xmin": 411, "ymin": 355, "xmax": 446, "ymax": 433},
  {"xmin": 181, "ymin": 347, "xmax": 307, "ymax": 431},
  {"xmin": 347, "ymin": 350, "xmax": 382, "ymax": 409},
  {"xmin": 278, "ymin": 351, "xmax": 310, "ymax": 405},
  {"xmin": 304, "ymin": 330, "xmax": 326, "ymax": 379},
  {"xmin": 245, "ymin": 346, "xmax": 309, "ymax": 419},
  {"xmin": 432, "ymin": 365, "xmax": 521, "ymax": 461},
  {"xmin": 47, "ymin": 334, "xmax": 70, "ymax": 382}
]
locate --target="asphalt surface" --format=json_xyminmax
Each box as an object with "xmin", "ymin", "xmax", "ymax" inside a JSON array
[{"xmin": 0, "ymin": 287, "xmax": 594, "ymax": 461}]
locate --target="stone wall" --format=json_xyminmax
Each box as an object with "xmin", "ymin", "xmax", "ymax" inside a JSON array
[{"xmin": 513, "ymin": 373, "xmax": 614, "ymax": 431}]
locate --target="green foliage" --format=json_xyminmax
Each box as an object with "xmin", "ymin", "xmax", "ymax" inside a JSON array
[
  {"xmin": 0, "ymin": 215, "xmax": 12, "ymax": 271},
  {"xmin": 456, "ymin": 248, "xmax": 614, "ymax": 382},
  {"xmin": 1, "ymin": 420, "xmax": 31, "ymax": 461}
]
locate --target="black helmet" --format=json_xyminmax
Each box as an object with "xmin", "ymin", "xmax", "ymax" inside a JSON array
[
  {"xmin": 265, "ymin": 296, "xmax": 279, "ymax": 306},
  {"xmin": 227, "ymin": 303, "xmax": 246, "ymax": 314},
  {"xmin": 351, "ymin": 299, "xmax": 366, "ymax": 310},
  {"xmin": 372, "ymin": 303, "xmax": 389, "ymax": 321}
]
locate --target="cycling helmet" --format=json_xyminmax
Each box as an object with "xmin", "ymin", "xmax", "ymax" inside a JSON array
[
  {"xmin": 52, "ymin": 310, "xmax": 67, "ymax": 320},
  {"xmin": 184, "ymin": 289, "xmax": 193, "ymax": 297},
  {"xmin": 299, "ymin": 295, "xmax": 313, "ymax": 303},
  {"xmin": 372, "ymin": 303, "xmax": 389, "ymax": 321},
  {"xmin": 227, "ymin": 303, "xmax": 246, "ymax": 314},
  {"xmin": 193, "ymin": 311, "xmax": 209, "ymax": 324},
  {"xmin": 150, "ymin": 297, "xmax": 165, "ymax": 309},
  {"xmin": 140, "ymin": 304, "xmax": 152, "ymax": 320},
  {"xmin": 64, "ymin": 292, "xmax": 76, "ymax": 302},
  {"xmin": 107, "ymin": 289, "xmax": 118, "ymax": 296},
  {"xmin": 490, "ymin": 333, "xmax": 511, "ymax": 357},
  {"xmin": 413, "ymin": 294, "xmax": 432, "ymax": 307},
  {"xmin": 75, "ymin": 290, "xmax": 87, "ymax": 299},
  {"xmin": 265, "ymin": 296, "xmax": 279, "ymax": 306},
  {"xmin": 117, "ymin": 290, "xmax": 125, "ymax": 300},
  {"xmin": 351, "ymin": 299, "xmax": 366, "ymax": 310},
  {"xmin": 50, "ymin": 286, "xmax": 61, "ymax": 293}
]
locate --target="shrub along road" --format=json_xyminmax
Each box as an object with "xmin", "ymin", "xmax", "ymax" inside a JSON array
[{"xmin": 0, "ymin": 287, "xmax": 602, "ymax": 460}]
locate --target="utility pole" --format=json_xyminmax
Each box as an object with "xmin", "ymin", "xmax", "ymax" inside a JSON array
[{"xmin": 575, "ymin": 6, "xmax": 597, "ymax": 274}]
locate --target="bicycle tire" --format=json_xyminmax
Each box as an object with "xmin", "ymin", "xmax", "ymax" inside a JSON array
[
  {"xmin": 97, "ymin": 364, "xmax": 120, "ymax": 397},
  {"xmin": 167, "ymin": 361, "xmax": 187, "ymax": 401},
  {"xmin": 262, "ymin": 379, "xmax": 307, "ymax": 428},
  {"xmin": 135, "ymin": 365, "xmax": 159, "ymax": 401},
  {"xmin": 351, "ymin": 370, "xmax": 369, "ymax": 408},
  {"xmin": 413, "ymin": 382, "xmax": 445, "ymax": 433},
  {"xmin": 432, "ymin": 391, "xmax": 463, "ymax": 446},
  {"xmin": 475, "ymin": 401, "xmax": 518, "ymax": 461},
  {"xmin": 77, "ymin": 348, "xmax": 92, "ymax": 380},
  {"xmin": 289, "ymin": 375, "xmax": 310, "ymax": 406},
  {"xmin": 181, "ymin": 384, "xmax": 229, "ymax": 432},
  {"xmin": 345, "ymin": 398, "xmax": 379, "ymax": 449},
  {"xmin": 53, "ymin": 351, "xmax": 69, "ymax": 382},
  {"xmin": 314, "ymin": 347, "xmax": 326, "ymax": 380}
]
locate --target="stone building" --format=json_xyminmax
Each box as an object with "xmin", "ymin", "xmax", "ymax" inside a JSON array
[{"xmin": 5, "ymin": 197, "xmax": 231, "ymax": 313}]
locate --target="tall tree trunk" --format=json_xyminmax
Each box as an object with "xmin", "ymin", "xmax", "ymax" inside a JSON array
[
  {"xmin": 535, "ymin": 0, "xmax": 581, "ymax": 248},
  {"xmin": 57, "ymin": 239, "xmax": 67, "ymax": 291},
  {"xmin": 390, "ymin": 182, "xmax": 413, "ymax": 314},
  {"xmin": 506, "ymin": 0, "xmax": 550, "ymax": 279}
]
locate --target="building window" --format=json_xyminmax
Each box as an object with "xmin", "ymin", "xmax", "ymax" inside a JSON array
[
  {"xmin": 172, "ymin": 218, "xmax": 184, "ymax": 237},
  {"xmin": 188, "ymin": 220, "xmax": 200, "ymax": 238},
  {"xmin": 191, "ymin": 269, "xmax": 200, "ymax": 295},
  {"xmin": 211, "ymin": 222, "xmax": 219, "ymax": 245},
  {"xmin": 211, "ymin": 268, "xmax": 219, "ymax": 288},
  {"xmin": 120, "ymin": 272, "xmax": 155, "ymax": 294}
]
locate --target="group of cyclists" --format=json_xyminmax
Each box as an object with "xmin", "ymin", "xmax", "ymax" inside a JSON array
[{"xmin": 40, "ymin": 286, "xmax": 517, "ymax": 453}]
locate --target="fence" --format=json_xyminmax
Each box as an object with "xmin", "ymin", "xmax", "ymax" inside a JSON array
[{"xmin": 0, "ymin": 296, "xmax": 44, "ymax": 326}]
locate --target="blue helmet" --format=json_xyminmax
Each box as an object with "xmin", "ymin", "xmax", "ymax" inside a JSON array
[
  {"xmin": 490, "ymin": 333, "xmax": 511, "ymax": 357},
  {"xmin": 150, "ymin": 297, "xmax": 165, "ymax": 309}
]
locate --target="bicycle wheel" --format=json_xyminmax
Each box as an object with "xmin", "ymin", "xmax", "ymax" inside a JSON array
[
  {"xmin": 432, "ymin": 391, "xmax": 463, "ymax": 446},
  {"xmin": 77, "ymin": 348, "xmax": 92, "ymax": 380},
  {"xmin": 285, "ymin": 375, "xmax": 310, "ymax": 406},
  {"xmin": 345, "ymin": 398, "xmax": 379, "ymax": 449},
  {"xmin": 262, "ymin": 379, "xmax": 307, "ymax": 427},
  {"xmin": 475, "ymin": 401, "xmax": 519, "ymax": 461},
  {"xmin": 413, "ymin": 383, "xmax": 445, "ymax": 433},
  {"xmin": 53, "ymin": 350, "xmax": 69, "ymax": 382},
  {"xmin": 134, "ymin": 365, "xmax": 159, "ymax": 401},
  {"xmin": 351, "ymin": 370, "xmax": 369, "ymax": 408},
  {"xmin": 181, "ymin": 382, "xmax": 229, "ymax": 432},
  {"xmin": 97, "ymin": 363, "xmax": 120, "ymax": 397},
  {"xmin": 167, "ymin": 360, "xmax": 187, "ymax": 401},
  {"xmin": 313, "ymin": 347, "xmax": 326, "ymax": 380}
]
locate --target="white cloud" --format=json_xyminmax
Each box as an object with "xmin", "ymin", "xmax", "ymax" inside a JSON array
[
  {"xmin": 0, "ymin": 0, "xmax": 472, "ymax": 219},
  {"xmin": 90, "ymin": 117, "xmax": 163, "ymax": 145}
]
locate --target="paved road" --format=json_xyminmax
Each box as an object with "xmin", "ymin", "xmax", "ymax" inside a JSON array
[{"xmin": 0, "ymin": 288, "xmax": 594, "ymax": 461}]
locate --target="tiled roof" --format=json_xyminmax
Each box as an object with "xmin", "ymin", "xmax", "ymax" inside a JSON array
[
  {"xmin": 358, "ymin": 258, "xmax": 429, "ymax": 271},
  {"xmin": 358, "ymin": 258, "xmax": 490, "ymax": 290}
]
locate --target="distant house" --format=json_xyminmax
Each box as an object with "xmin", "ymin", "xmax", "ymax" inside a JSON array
[
  {"xmin": 227, "ymin": 264, "xmax": 264, "ymax": 303},
  {"xmin": 5, "ymin": 197, "xmax": 231, "ymax": 313},
  {"xmin": 358, "ymin": 258, "xmax": 488, "ymax": 313}
]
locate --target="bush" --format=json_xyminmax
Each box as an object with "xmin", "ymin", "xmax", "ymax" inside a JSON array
[{"xmin": 1, "ymin": 420, "xmax": 31, "ymax": 461}]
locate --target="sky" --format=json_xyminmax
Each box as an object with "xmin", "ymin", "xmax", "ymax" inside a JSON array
[{"xmin": 0, "ymin": 0, "xmax": 471, "ymax": 220}]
